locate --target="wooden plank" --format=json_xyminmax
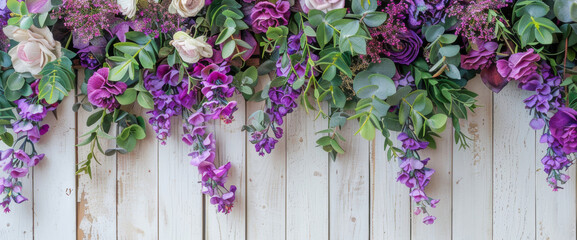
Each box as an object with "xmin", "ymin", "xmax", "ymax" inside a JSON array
[
  {"xmin": 205, "ymin": 95, "xmax": 246, "ymax": 240},
  {"xmin": 535, "ymin": 132, "xmax": 577, "ymax": 239},
  {"xmin": 330, "ymin": 119, "xmax": 370, "ymax": 240},
  {"xmin": 33, "ymin": 93, "xmax": 76, "ymax": 239},
  {"xmin": 370, "ymin": 132, "xmax": 411, "ymax": 240},
  {"xmin": 158, "ymin": 117, "xmax": 203, "ymax": 240},
  {"xmin": 452, "ymin": 77, "xmax": 493, "ymax": 240},
  {"xmin": 76, "ymin": 71, "xmax": 117, "ymax": 240},
  {"xmin": 411, "ymin": 122, "xmax": 453, "ymax": 238},
  {"xmin": 117, "ymin": 107, "xmax": 158, "ymax": 240},
  {"xmin": 246, "ymin": 76, "xmax": 286, "ymax": 240},
  {"xmin": 286, "ymin": 105, "xmax": 329, "ymax": 240},
  {"xmin": 493, "ymin": 84, "xmax": 535, "ymax": 240},
  {"xmin": 0, "ymin": 143, "xmax": 33, "ymax": 239}
]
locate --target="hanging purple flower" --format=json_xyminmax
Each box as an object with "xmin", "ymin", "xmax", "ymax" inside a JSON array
[
  {"xmin": 87, "ymin": 68, "xmax": 128, "ymax": 111},
  {"xmin": 250, "ymin": 0, "xmax": 291, "ymax": 33},
  {"xmin": 385, "ymin": 30, "xmax": 422, "ymax": 65},
  {"xmin": 549, "ymin": 107, "xmax": 577, "ymax": 154}
]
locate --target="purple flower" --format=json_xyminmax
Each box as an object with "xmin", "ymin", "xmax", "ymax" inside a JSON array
[
  {"xmin": 10, "ymin": 168, "xmax": 28, "ymax": 178},
  {"xmin": 409, "ymin": 189, "xmax": 428, "ymax": 202},
  {"xmin": 398, "ymin": 133, "xmax": 428, "ymax": 150},
  {"xmin": 461, "ymin": 42, "xmax": 498, "ymax": 70},
  {"xmin": 385, "ymin": 30, "xmax": 422, "ymax": 65},
  {"xmin": 250, "ymin": 0, "xmax": 291, "ymax": 33},
  {"xmin": 549, "ymin": 107, "xmax": 577, "ymax": 154},
  {"xmin": 13, "ymin": 194, "xmax": 27, "ymax": 204},
  {"xmin": 77, "ymin": 37, "xmax": 106, "ymax": 70},
  {"xmin": 14, "ymin": 99, "xmax": 47, "ymax": 122},
  {"xmin": 423, "ymin": 215, "xmax": 436, "ymax": 225},
  {"xmin": 201, "ymin": 71, "xmax": 234, "ymax": 100},
  {"xmin": 406, "ymin": 0, "xmax": 448, "ymax": 28},
  {"xmin": 87, "ymin": 68, "xmax": 127, "ymax": 111},
  {"xmin": 496, "ymin": 49, "xmax": 541, "ymax": 82},
  {"xmin": 400, "ymin": 158, "xmax": 425, "ymax": 172}
]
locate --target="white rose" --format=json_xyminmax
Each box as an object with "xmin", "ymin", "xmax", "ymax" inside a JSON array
[
  {"xmin": 117, "ymin": 0, "xmax": 138, "ymax": 18},
  {"xmin": 300, "ymin": 0, "xmax": 344, "ymax": 13},
  {"xmin": 3, "ymin": 26, "xmax": 61, "ymax": 77},
  {"xmin": 170, "ymin": 32, "xmax": 213, "ymax": 64},
  {"xmin": 168, "ymin": 0, "xmax": 205, "ymax": 18}
]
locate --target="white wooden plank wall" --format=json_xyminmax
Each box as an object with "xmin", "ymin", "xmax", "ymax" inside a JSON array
[{"xmin": 1, "ymin": 75, "xmax": 577, "ymax": 239}]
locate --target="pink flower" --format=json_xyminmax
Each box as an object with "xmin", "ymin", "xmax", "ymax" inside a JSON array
[
  {"xmin": 87, "ymin": 68, "xmax": 127, "ymax": 111},
  {"xmin": 250, "ymin": 1, "xmax": 291, "ymax": 33},
  {"xmin": 300, "ymin": 0, "xmax": 344, "ymax": 13},
  {"xmin": 409, "ymin": 189, "xmax": 428, "ymax": 202},
  {"xmin": 26, "ymin": 0, "xmax": 52, "ymax": 13},
  {"xmin": 10, "ymin": 168, "xmax": 28, "ymax": 178},
  {"xmin": 423, "ymin": 215, "xmax": 436, "ymax": 225}
]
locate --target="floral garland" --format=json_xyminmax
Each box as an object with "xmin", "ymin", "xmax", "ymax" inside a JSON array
[{"xmin": 0, "ymin": 0, "xmax": 576, "ymax": 226}]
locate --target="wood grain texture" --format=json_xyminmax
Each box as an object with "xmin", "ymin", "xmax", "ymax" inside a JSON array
[
  {"xmin": 535, "ymin": 132, "xmax": 577, "ymax": 239},
  {"xmin": 370, "ymin": 132, "xmax": 411, "ymax": 240},
  {"xmin": 0, "ymin": 143, "xmax": 33, "ymax": 239},
  {"xmin": 206, "ymin": 95, "xmax": 247, "ymax": 240},
  {"xmin": 158, "ymin": 117, "xmax": 203, "ymax": 240},
  {"xmin": 330, "ymin": 119, "xmax": 370, "ymax": 240},
  {"xmin": 246, "ymin": 83, "xmax": 286, "ymax": 240},
  {"xmin": 493, "ymin": 84, "xmax": 536, "ymax": 240},
  {"xmin": 34, "ymin": 94, "xmax": 76, "ymax": 240},
  {"xmin": 286, "ymin": 104, "xmax": 329, "ymax": 240},
  {"xmin": 76, "ymin": 70, "xmax": 117, "ymax": 240},
  {"xmin": 411, "ymin": 122, "xmax": 453, "ymax": 239},
  {"xmin": 452, "ymin": 78, "xmax": 493, "ymax": 240},
  {"xmin": 117, "ymin": 107, "xmax": 158, "ymax": 240}
]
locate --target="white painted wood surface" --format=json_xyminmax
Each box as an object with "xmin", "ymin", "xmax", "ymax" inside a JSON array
[{"xmin": 1, "ymin": 77, "xmax": 577, "ymax": 240}]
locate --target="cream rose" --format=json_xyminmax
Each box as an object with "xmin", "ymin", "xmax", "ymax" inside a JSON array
[
  {"xmin": 300, "ymin": 0, "xmax": 344, "ymax": 13},
  {"xmin": 117, "ymin": 0, "xmax": 138, "ymax": 18},
  {"xmin": 3, "ymin": 26, "xmax": 61, "ymax": 77},
  {"xmin": 168, "ymin": 0, "xmax": 205, "ymax": 18},
  {"xmin": 170, "ymin": 32, "xmax": 213, "ymax": 64}
]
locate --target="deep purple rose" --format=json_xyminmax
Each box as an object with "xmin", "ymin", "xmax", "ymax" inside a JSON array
[
  {"xmin": 385, "ymin": 30, "xmax": 422, "ymax": 65},
  {"xmin": 87, "ymin": 68, "xmax": 128, "ymax": 111},
  {"xmin": 250, "ymin": 0, "xmax": 291, "ymax": 34},
  {"xmin": 461, "ymin": 42, "xmax": 498, "ymax": 70},
  {"xmin": 496, "ymin": 49, "xmax": 541, "ymax": 82},
  {"xmin": 549, "ymin": 107, "xmax": 577, "ymax": 154}
]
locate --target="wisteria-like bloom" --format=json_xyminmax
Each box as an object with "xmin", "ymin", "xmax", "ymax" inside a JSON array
[
  {"xmin": 250, "ymin": 0, "xmax": 291, "ymax": 34},
  {"xmin": 549, "ymin": 108, "xmax": 577, "ymax": 154},
  {"xmin": 461, "ymin": 42, "xmax": 498, "ymax": 70},
  {"xmin": 496, "ymin": 49, "xmax": 541, "ymax": 82},
  {"xmin": 3, "ymin": 26, "xmax": 61, "ymax": 76},
  {"xmin": 87, "ymin": 68, "xmax": 128, "ymax": 111}
]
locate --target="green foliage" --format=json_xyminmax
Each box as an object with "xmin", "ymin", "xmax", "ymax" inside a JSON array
[
  {"xmin": 108, "ymin": 32, "xmax": 157, "ymax": 82},
  {"xmin": 38, "ymin": 57, "xmax": 76, "ymax": 104},
  {"xmin": 513, "ymin": 0, "xmax": 562, "ymax": 46}
]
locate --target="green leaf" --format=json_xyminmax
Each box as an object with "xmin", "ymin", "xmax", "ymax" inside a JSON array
[
  {"xmin": 137, "ymin": 92, "xmax": 154, "ymax": 109},
  {"xmin": 87, "ymin": 110, "xmax": 104, "ymax": 126},
  {"xmin": 19, "ymin": 16, "xmax": 33, "ymax": 29},
  {"xmin": 439, "ymin": 45, "xmax": 460, "ymax": 57},
  {"xmin": 7, "ymin": 73, "xmax": 25, "ymax": 91},
  {"xmin": 330, "ymin": 139, "xmax": 345, "ymax": 154},
  {"xmin": 114, "ymin": 42, "xmax": 141, "ymax": 56},
  {"xmin": 1, "ymin": 132, "xmax": 14, "ymax": 146},
  {"xmin": 138, "ymin": 50, "xmax": 154, "ymax": 69},
  {"xmin": 116, "ymin": 88, "xmax": 137, "ymax": 105},
  {"xmin": 222, "ymin": 40, "xmax": 236, "ymax": 59},
  {"xmin": 427, "ymin": 114, "xmax": 448, "ymax": 133},
  {"xmin": 425, "ymin": 25, "xmax": 445, "ymax": 42},
  {"xmin": 360, "ymin": 118, "xmax": 376, "ymax": 140},
  {"xmin": 353, "ymin": 73, "xmax": 396, "ymax": 99},
  {"xmin": 363, "ymin": 12, "xmax": 387, "ymax": 27}
]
